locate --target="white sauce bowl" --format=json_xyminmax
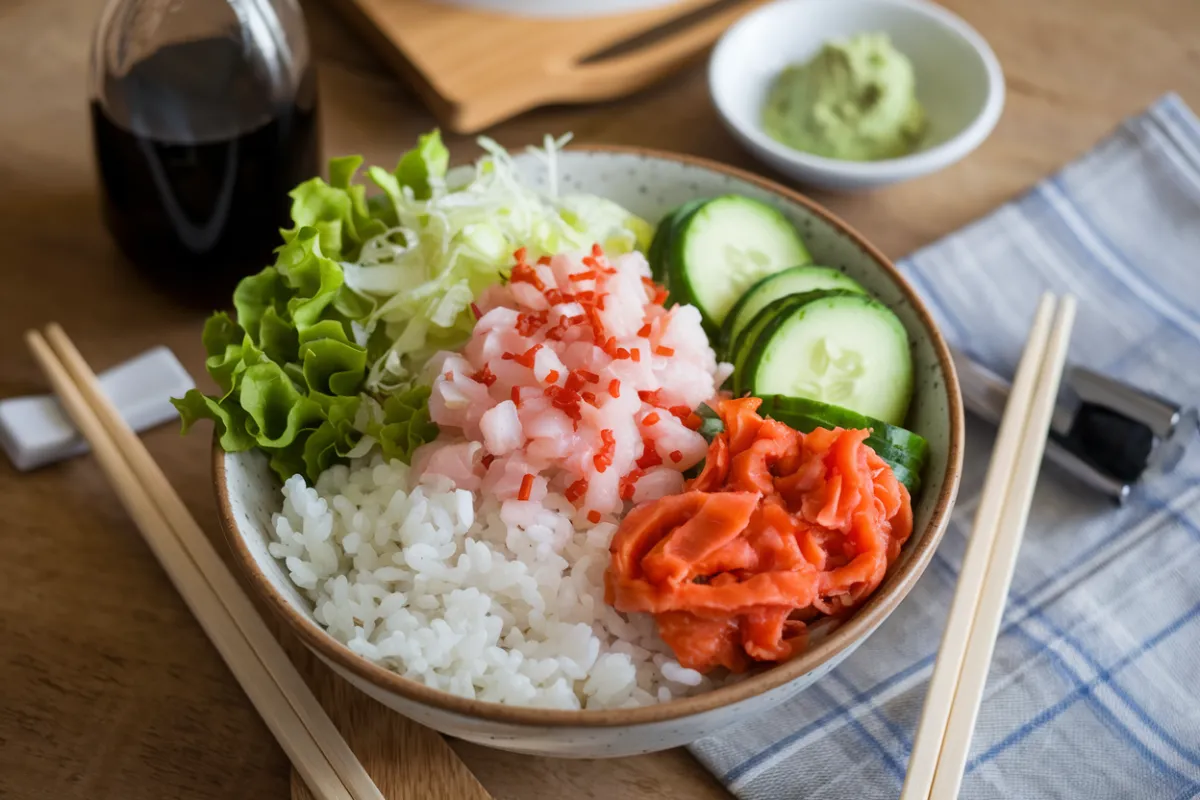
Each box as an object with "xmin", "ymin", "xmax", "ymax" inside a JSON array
[{"xmin": 709, "ymin": 0, "xmax": 1005, "ymax": 191}]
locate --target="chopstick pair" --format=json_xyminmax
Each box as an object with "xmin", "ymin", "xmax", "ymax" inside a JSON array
[
  {"xmin": 901, "ymin": 293, "xmax": 1077, "ymax": 800},
  {"xmin": 25, "ymin": 325, "xmax": 385, "ymax": 800}
]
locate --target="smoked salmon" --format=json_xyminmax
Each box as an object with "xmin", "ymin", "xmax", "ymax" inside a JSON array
[{"xmin": 606, "ymin": 397, "xmax": 913, "ymax": 672}]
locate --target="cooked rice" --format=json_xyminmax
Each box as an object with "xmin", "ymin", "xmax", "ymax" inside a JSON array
[{"xmin": 269, "ymin": 457, "xmax": 720, "ymax": 709}]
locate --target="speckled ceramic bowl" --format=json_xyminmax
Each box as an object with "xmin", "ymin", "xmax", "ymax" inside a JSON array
[{"xmin": 215, "ymin": 146, "xmax": 963, "ymax": 759}]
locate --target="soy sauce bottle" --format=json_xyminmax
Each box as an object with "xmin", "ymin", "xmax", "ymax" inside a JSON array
[{"xmin": 89, "ymin": 0, "xmax": 319, "ymax": 306}]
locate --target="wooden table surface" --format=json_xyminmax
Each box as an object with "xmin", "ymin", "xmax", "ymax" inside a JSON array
[{"xmin": 2, "ymin": 0, "xmax": 1198, "ymax": 798}]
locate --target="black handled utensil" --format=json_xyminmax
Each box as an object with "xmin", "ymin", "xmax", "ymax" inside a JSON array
[{"xmin": 952, "ymin": 349, "xmax": 1198, "ymax": 502}]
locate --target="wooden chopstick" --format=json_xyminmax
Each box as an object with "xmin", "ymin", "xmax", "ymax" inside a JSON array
[
  {"xmin": 901, "ymin": 294, "xmax": 1076, "ymax": 800},
  {"xmin": 926, "ymin": 295, "xmax": 1076, "ymax": 798},
  {"xmin": 900, "ymin": 294, "xmax": 1058, "ymax": 800},
  {"xmin": 26, "ymin": 326, "xmax": 384, "ymax": 800},
  {"xmin": 39, "ymin": 325, "xmax": 390, "ymax": 799}
]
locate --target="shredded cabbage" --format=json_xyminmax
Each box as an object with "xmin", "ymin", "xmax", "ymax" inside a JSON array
[{"xmin": 342, "ymin": 133, "xmax": 652, "ymax": 389}]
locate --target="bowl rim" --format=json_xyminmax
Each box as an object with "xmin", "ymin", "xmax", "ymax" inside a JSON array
[
  {"xmin": 708, "ymin": 0, "xmax": 1006, "ymax": 181},
  {"xmin": 213, "ymin": 143, "xmax": 964, "ymax": 728}
]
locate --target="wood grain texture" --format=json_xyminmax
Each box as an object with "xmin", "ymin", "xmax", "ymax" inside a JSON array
[
  {"xmin": 2, "ymin": 0, "xmax": 1199, "ymax": 798},
  {"xmin": 280, "ymin": 644, "xmax": 490, "ymax": 800},
  {"xmin": 323, "ymin": 0, "xmax": 767, "ymax": 132}
]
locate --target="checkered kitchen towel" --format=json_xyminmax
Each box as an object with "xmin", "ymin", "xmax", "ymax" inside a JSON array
[{"xmin": 689, "ymin": 93, "xmax": 1200, "ymax": 800}]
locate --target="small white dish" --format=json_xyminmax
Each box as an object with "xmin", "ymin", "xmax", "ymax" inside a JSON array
[{"xmin": 709, "ymin": 0, "xmax": 1005, "ymax": 191}]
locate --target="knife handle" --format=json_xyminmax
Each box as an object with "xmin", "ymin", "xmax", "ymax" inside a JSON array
[{"xmin": 951, "ymin": 348, "xmax": 1135, "ymax": 501}]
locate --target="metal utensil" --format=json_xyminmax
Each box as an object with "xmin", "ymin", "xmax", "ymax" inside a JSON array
[{"xmin": 952, "ymin": 349, "xmax": 1198, "ymax": 502}]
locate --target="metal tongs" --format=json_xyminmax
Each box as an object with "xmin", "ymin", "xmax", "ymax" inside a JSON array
[{"xmin": 952, "ymin": 349, "xmax": 1199, "ymax": 503}]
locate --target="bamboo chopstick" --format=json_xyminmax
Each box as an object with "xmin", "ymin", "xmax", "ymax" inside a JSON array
[
  {"xmin": 40, "ymin": 324, "xmax": 389, "ymax": 799},
  {"xmin": 899, "ymin": 295, "xmax": 1058, "ymax": 800},
  {"xmin": 927, "ymin": 295, "xmax": 1076, "ymax": 798},
  {"xmin": 901, "ymin": 294, "xmax": 1077, "ymax": 800},
  {"xmin": 26, "ymin": 326, "xmax": 384, "ymax": 800}
]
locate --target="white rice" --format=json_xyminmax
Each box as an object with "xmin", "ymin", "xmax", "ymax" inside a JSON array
[{"xmin": 268, "ymin": 456, "xmax": 719, "ymax": 709}]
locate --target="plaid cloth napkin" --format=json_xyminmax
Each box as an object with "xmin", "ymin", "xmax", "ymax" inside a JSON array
[{"xmin": 689, "ymin": 93, "xmax": 1200, "ymax": 800}]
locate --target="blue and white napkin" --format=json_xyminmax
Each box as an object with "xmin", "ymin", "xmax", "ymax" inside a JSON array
[{"xmin": 689, "ymin": 93, "xmax": 1200, "ymax": 800}]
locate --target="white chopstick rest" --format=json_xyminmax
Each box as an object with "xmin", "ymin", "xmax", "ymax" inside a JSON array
[{"xmin": 1, "ymin": 346, "xmax": 194, "ymax": 472}]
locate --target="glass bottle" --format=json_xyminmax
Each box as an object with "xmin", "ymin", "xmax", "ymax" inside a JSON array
[{"xmin": 89, "ymin": 0, "xmax": 320, "ymax": 305}]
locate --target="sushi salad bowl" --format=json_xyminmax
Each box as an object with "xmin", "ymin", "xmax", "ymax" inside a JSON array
[{"xmin": 183, "ymin": 133, "xmax": 963, "ymax": 758}]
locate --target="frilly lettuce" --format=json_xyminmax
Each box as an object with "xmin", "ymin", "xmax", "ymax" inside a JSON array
[
  {"xmin": 171, "ymin": 140, "xmax": 445, "ymax": 482},
  {"xmin": 372, "ymin": 386, "xmax": 439, "ymax": 464},
  {"xmin": 174, "ymin": 130, "xmax": 652, "ymax": 484}
]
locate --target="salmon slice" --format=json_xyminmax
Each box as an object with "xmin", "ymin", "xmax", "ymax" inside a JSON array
[
  {"xmin": 727, "ymin": 419, "xmax": 801, "ymax": 494},
  {"xmin": 639, "ymin": 491, "xmax": 760, "ymax": 586},
  {"xmin": 609, "ymin": 491, "xmax": 753, "ymax": 582},
  {"xmin": 719, "ymin": 397, "xmax": 765, "ymax": 454},
  {"xmin": 687, "ymin": 434, "xmax": 730, "ymax": 492},
  {"xmin": 656, "ymin": 610, "xmax": 748, "ymax": 673},
  {"xmin": 742, "ymin": 606, "xmax": 797, "ymax": 662},
  {"xmin": 605, "ymin": 396, "xmax": 914, "ymax": 673}
]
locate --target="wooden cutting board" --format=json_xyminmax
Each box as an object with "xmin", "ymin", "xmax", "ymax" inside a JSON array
[{"xmin": 321, "ymin": 0, "xmax": 767, "ymax": 133}]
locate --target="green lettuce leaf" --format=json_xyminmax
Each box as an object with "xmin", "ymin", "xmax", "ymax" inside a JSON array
[
  {"xmin": 331, "ymin": 155, "xmax": 390, "ymax": 247},
  {"xmin": 367, "ymin": 166, "xmax": 404, "ymax": 215},
  {"xmin": 258, "ymin": 307, "xmax": 299, "ymax": 366},
  {"xmin": 201, "ymin": 313, "xmax": 248, "ymax": 397},
  {"xmin": 284, "ymin": 178, "xmax": 352, "ymax": 259},
  {"xmin": 695, "ymin": 402, "xmax": 725, "ymax": 443},
  {"xmin": 272, "ymin": 227, "xmax": 345, "ymax": 331},
  {"xmin": 233, "ymin": 267, "xmax": 288, "ymax": 342},
  {"xmin": 395, "ymin": 130, "xmax": 449, "ymax": 200},
  {"xmin": 373, "ymin": 385, "xmax": 438, "ymax": 464},
  {"xmin": 284, "ymin": 156, "xmax": 391, "ymax": 261},
  {"xmin": 171, "ymin": 390, "xmax": 256, "ymax": 452},
  {"xmin": 268, "ymin": 431, "xmax": 316, "ymax": 487},
  {"xmin": 329, "ymin": 154, "xmax": 363, "ymax": 190},
  {"xmin": 302, "ymin": 395, "xmax": 363, "ymax": 479},
  {"xmin": 238, "ymin": 361, "xmax": 325, "ymax": 448},
  {"xmin": 298, "ymin": 320, "xmax": 367, "ymax": 397},
  {"xmin": 202, "ymin": 312, "xmax": 244, "ymax": 357},
  {"xmin": 332, "ymin": 285, "xmax": 376, "ymax": 321}
]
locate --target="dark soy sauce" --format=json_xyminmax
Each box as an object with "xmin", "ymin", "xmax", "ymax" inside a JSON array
[{"xmin": 91, "ymin": 37, "xmax": 318, "ymax": 305}]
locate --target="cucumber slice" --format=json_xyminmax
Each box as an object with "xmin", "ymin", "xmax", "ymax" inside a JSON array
[
  {"xmin": 745, "ymin": 293, "xmax": 913, "ymax": 425},
  {"xmin": 719, "ymin": 266, "xmax": 865, "ymax": 354},
  {"xmin": 762, "ymin": 394, "xmax": 929, "ymax": 464},
  {"xmin": 670, "ymin": 195, "xmax": 811, "ymax": 332},
  {"xmin": 729, "ymin": 291, "xmax": 841, "ymax": 394},
  {"xmin": 887, "ymin": 461, "xmax": 922, "ymax": 495},
  {"xmin": 648, "ymin": 199, "xmax": 705, "ymax": 282},
  {"xmin": 647, "ymin": 217, "xmax": 670, "ymax": 279}
]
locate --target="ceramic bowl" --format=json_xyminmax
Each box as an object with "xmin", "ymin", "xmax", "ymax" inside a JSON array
[
  {"xmin": 215, "ymin": 147, "xmax": 963, "ymax": 759},
  {"xmin": 709, "ymin": 0, "xmax": 1005, "ymax": 191}
]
